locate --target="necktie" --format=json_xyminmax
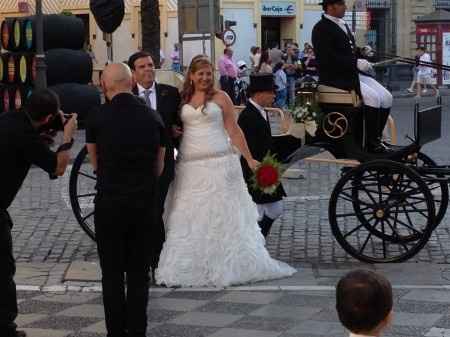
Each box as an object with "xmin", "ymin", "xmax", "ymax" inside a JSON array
[
  {"xmin": 143, "ymin": 89, "xmax": 152, "ymax": 109},
  {"xmin": 264, "ymin": 109, "xmax": 272, "ymax": 134}
]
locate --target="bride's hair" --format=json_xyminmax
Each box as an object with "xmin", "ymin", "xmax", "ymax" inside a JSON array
[{"xmin": 181, "ymin": 55, "xmax": 217, "ymax": 112}]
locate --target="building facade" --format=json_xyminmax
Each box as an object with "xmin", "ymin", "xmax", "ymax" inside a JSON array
[{"xmin": 0, "ymin": 0, "xmax": 178, "ymax": 71}]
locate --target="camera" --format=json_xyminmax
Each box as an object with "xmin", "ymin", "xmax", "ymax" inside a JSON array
[
  {"xmin": 42, "ymin": 112, "xmax": 73, "ymax": 133},
  {"xmin": 38, "ymin": 112, "xmax": 73, "ymax": 145}
]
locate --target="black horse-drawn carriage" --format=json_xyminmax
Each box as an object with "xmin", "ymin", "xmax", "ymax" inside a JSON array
[{"xmin": 68, "ymin": 72, "xmax": 448, "ymax": 264}]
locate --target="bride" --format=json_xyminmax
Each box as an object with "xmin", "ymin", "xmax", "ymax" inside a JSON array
[{"xmin": 156, "ymin": 55, "xmax": 296, "ymax": 287}]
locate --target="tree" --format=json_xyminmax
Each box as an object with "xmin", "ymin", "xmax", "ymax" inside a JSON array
[{"xmin": 140, "ymin": 0, "xmax": 161, "ymax": 67}]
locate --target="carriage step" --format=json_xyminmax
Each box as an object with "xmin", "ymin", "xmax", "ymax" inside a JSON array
[{"xmin": 304, "ymin": 151, "xmax": 360, "ymax": 167}]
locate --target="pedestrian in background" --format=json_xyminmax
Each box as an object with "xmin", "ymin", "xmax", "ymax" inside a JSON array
[
  {"xmin": 0, "ymin": 89, "xmax": 77, "ymax": 337},
  {"xmin": 249, "ymin": 46, "xmax": 261, "ymax": 72},
  {"xmin": 170, "ymin": 43, "xmax": 182, "ymax": 73},
  {"xmin": 416, "ymin": 46, "xmax": 439, "ymax": 97},
  {"xmin": 407, "ymin": 50, "xmax": 420, "ymax": 94},
  {"xmin": 218, "ymin": 47, "xmax": 239, "ymax": 103},
  {"xmin": 283, "ymin": 44, "xmax": 300, "ymax": 106},
  {"xmin": 256, "ymin": 50, "xmax": 273, "ymax": 74},
  {"xmin": 86, "ymin": 63, "xmax": 166, "ymax": 337},
  {"xmin": 274, "ymin": 61, "xmax": 288, "ymax": 109},
  {"xmin": 336, "ymin": 270, "xmax": 393, "ymax": 337}
]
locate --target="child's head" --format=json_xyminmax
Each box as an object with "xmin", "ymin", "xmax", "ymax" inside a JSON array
[
  {"xmin": 336, "ymin": 270, "xmax": 393, "ymax": 336},
  {"xmin": 273, "ymin": 61, "xmax": 284, "ymax": 73}
]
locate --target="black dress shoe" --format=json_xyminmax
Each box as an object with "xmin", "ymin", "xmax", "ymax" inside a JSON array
[
  {"xmin": 8, "ymin": 330, "xmax": 26, "ymax": 337},
  {"xmin": 367, "ymin": 141, "xmax": 393, "ymax": 154}
]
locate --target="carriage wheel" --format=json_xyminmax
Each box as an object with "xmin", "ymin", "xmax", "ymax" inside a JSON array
[
  {"xmin": 329, "ymin": 160, "xmax": 435, "ymax": 263},
  {"xmin": 69, "ymin": 146, "xmax": 97, "ymax": 241},
  {"xmin": 414, "ymin": 153, "xmax": 449, "ymax": 228}
]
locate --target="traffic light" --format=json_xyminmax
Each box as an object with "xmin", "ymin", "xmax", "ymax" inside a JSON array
[{"xmin": 0, "ymin": 14, "xmax": 100, "ymax": 124}]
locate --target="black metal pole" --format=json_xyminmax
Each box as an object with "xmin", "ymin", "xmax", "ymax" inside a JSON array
[
  {"xmin": 352, "ymin": 4, "xmax": 356, "ymax": 34},
  {"xmin": 35, "ymin": 0, "xmax": 47, "ymax": 89}
]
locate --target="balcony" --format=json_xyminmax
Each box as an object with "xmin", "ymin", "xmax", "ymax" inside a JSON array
[{"xmin": 434, "ymin": 0, "xmax": 450, "ymax": 9}]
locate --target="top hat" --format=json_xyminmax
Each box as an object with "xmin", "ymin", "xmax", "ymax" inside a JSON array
[
  {"xmin": 319, "ymin": 0, "xmax": 345, "ymax": 6},
  {"xmin": 247, "ymin": 73, "xmax": 278, "ymax": 94}
]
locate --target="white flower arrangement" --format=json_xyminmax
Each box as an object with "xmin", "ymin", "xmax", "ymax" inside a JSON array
[{"xmin": 287, "ymin": 101, "xmax": 322, "ymax": 138}]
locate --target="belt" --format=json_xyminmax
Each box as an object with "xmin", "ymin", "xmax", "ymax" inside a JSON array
[{"xmin": 178, "ymin": 149, "xmax": 235, "ymax": 162}]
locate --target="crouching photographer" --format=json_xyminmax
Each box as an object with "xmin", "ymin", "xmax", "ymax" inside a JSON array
[{"xmin": 0, "ymin": 89, "xmax": 77, "ymax": 337}]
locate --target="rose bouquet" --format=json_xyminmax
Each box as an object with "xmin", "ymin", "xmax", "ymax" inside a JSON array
[{"xmin": 251, "ymin": 152, "xmax": 283, "ymax": 195}]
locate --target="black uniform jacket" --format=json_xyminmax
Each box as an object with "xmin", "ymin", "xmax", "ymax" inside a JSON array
[
  {"xmin": 132, "ymin": 82, "xmax": 181, "ymax": 183},
  {"xmin": 238, "ymin": 101, "xmax": 301, "ymax": 204},
  {"xmin": 312, "ymin": 15, "xmax": 360, "ymax": 94}
]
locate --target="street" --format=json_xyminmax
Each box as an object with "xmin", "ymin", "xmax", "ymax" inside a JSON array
[{"xmin": 8, "ymin": 95, "xmax": 450, "ymax": 337}]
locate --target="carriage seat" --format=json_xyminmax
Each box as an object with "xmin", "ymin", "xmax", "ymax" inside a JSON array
[{"xmin": 317, "ymin": 85, "xmax": 361, "ymax": 107}]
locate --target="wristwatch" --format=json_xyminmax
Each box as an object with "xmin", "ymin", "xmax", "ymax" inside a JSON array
[{"xmin": 56, "ymin": 138, "xmax": 74, "ymax": 153}]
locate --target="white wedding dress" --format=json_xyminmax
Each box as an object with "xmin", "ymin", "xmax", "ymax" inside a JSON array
[{"xmin": 155, "ymin": 101, "xmax": 296, "ymax": 288}]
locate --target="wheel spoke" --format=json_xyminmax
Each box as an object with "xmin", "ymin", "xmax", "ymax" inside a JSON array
[
  {"xmin": 360, "ymin": 184, "xmax": 378, "ymax": 204},
  {"xmin": 78, "ymin": 171, "xmax": 97, "ymax": 180},
  {"xmin": 381, "ymin": 221, "xmax": 387, "ymax": 258},
  {"xmin": 336, "ymin": 211, "xmax": 373, "ymax": 218},
  {"xmin": 359, "ymin": 220, "xmax": 378, "ymax": 254},
  {"xmin": 377, "ymin": 172, "xmax": 382, "ymax": 203},
  {"xmin": 385, "ymin": 218, "xmax": 411, "ymax": 251},
  {"xmin": 77, "ymin": 193, "xmax": 96, "ymax": 198},
  {"xmin": 339, "ymin": 192, "xmax": 375, "ymax": 208},
  {"xmin": 343, "ymin": 223, "xmax": 367, "ymax": 239},
  {"xmin": 82, "ymin": 210, "xmax": 95, "ymax": 222},
  {"xmin": 387, "ymin": 214, "xmax": 423, "ymax": 235}
]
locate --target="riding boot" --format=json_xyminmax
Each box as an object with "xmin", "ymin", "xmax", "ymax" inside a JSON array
[
  {"xmin": 379, "ymin": 107, "xmax": 391, "ymax": 144},
  {"xmin": 258, "ymin": 215, "xmax": 275, "ymax": 238},
  {"xmin": 363, "ymin": 105, "xmax": 389, "ymax": 153}
]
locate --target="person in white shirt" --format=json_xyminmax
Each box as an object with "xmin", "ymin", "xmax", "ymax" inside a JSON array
[
  {"xmin": 274, "ymin": 62, "xmax": 288, "ymax": 109},
  {"xmin": 416, "ymin": 47, "xmax": 439, "ymax": 97},
  {"xmin": 336, "ymin": 270, "xmax": 393, "ymax": 337}
]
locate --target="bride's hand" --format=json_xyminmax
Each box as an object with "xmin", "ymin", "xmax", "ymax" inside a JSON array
[{"xmin": 247, "ymin": 158, "xmax": 260, "ymax": 172}]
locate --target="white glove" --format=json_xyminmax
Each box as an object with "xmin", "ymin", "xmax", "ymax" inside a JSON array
[{"xmin": 357, "ymin": 59, "xmax": 373, "ymax": 72}]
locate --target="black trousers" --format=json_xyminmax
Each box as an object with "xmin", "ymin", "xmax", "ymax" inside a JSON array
[
  {"xmin": 0, "ymin": 210, "xmax": 18, "ymax": 337},
  {"xmin": 94, "ymin": 198, "xmax": 155, "ymax": 337},
  {"xmin": 220, "ymin": 76, "xmax": 237, "ymax": 104}
]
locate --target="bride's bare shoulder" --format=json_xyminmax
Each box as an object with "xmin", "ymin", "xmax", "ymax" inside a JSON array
[{"xmin": 213, "ymin": 90, "xmax": 233, "ymax": 106}]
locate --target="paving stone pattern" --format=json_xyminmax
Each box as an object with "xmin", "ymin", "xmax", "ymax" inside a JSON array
[{"xmin": 16, "ymin": 287, "xmax": 450, "ymax": 337}]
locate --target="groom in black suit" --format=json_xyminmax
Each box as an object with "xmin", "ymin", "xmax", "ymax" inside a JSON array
[
  {"xmin": 238, "ymin": 73, "xmax": 301, "ymax": 237},
  {"xmin": 128, "ymin": 51, "xmax": 182, "ymax": 275}
]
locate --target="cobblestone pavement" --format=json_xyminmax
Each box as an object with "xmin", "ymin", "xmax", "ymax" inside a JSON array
[
  {"xmin": 14, "ymin": 287, "xmax": 450, "ymax": 337},
  {"xmin": 7, "ymin": 96, "xmax": 450, "ymax": 265}
]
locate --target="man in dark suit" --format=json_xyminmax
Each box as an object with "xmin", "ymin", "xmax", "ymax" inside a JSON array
[
  {"xmin": 238, "ymin": 73, "xmax": 301, "ymax": 238},
  {"xmin": 86, "ymin": 63, "xmax": 166, "ymax": 337},
  {"xmin": 312, "ymin": 0, "xmax": 393, "ymax": 153},
  {"xmin": 128, "ymin": 51, "xmax": 182, "ymax": 276}
]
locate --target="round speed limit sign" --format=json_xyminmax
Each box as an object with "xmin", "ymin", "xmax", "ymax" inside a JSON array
[{"xmin": 222, "ymin": 29, "xmax": 237, "ymax": 47}]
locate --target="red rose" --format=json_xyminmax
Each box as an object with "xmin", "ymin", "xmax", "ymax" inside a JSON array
[{"xmin": 256, "ymin": 165, "xmax": 279, "ymax": 188}]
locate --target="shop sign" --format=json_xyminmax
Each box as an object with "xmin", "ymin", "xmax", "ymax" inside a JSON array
[
  {"xmin": 261, "ymin": 2, "xmax": 296, "ymax": 17},
  {"xmin": 442, "ymin": 33, "xmax": 450, "ymax": 85}
]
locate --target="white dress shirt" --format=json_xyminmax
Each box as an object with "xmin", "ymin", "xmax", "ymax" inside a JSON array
[
  {"xmin": 137, "ymin": 82, "xmax": 157, "ymax": 110},
  {"xmin": 350, "ymin": 333, "xmax": 377, "ymax": 337},
  {"xmin": 324, "ymin": 13, "xmax": 349, "ymax": 35},
  {"xmin": 249, "ymin": 98, "xmax": 267, "ymax": 121}
]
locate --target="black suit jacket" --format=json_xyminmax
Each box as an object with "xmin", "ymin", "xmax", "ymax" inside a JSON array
[
  {"xmin": 238, "ymin": 102, "xmax": 287, "ymax": 204},
  {"xmin": 133, "ymin": 83, "xmax": 181, "ymax": 183},
  {"xmin": 312, "ymin": 15, "xmax": 360, "ymax": 94}
]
